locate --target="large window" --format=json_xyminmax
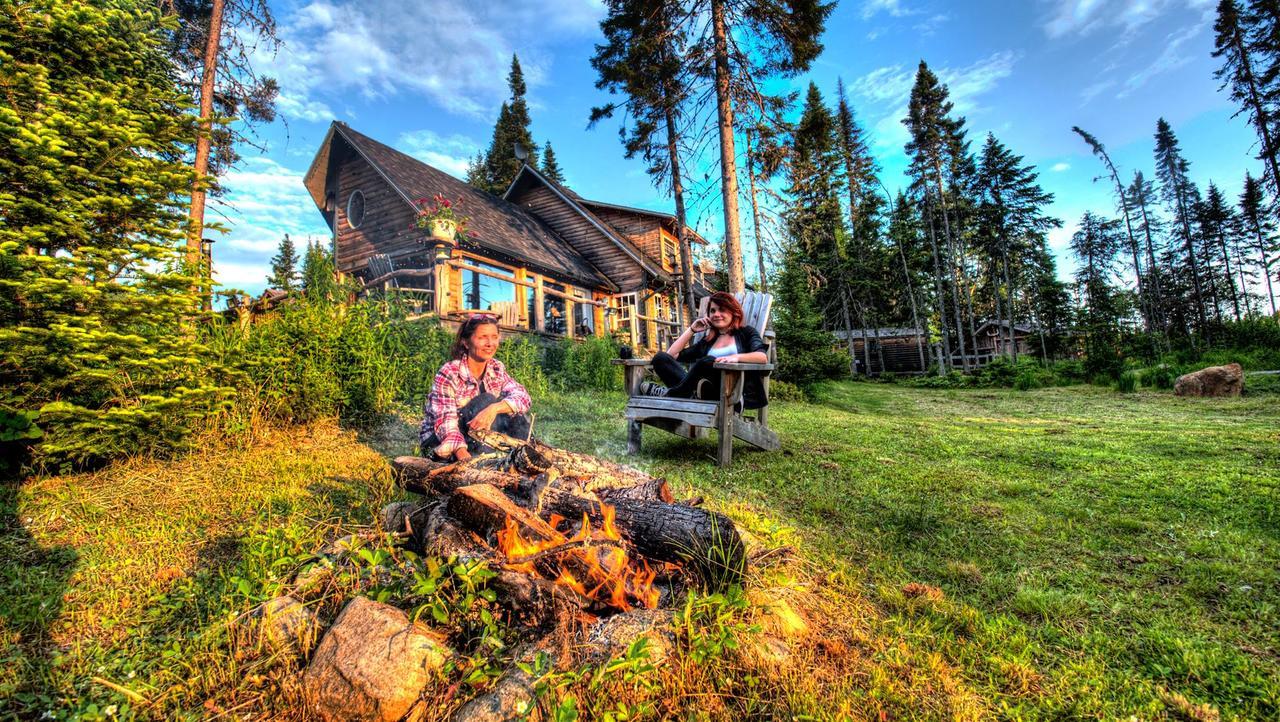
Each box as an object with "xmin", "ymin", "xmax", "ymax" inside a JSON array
[{"xmin": 463, "ymin": 259, "xmax": 517, "ymax": 313}]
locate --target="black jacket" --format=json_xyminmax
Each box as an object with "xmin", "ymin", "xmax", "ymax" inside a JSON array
[{"xmin": 676, "ymin": 325, "xmax": 770, "ymax": 409}]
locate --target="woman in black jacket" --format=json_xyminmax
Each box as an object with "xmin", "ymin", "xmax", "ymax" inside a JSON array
[{"xmin": 638, "ymin": 291, "xmax": 770, "ymax": 409}]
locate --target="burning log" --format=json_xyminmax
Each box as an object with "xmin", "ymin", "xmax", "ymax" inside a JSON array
[
  {"xmin": 391, "ymin": 456, "xmax": 522, "ymax": 496},
  {"xmin": 536, "ymin": 487, "xmax": 745, "ymax": 589}
]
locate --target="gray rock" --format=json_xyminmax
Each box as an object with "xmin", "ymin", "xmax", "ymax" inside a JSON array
[
  {"xmin": 302, "ymin": 597, "xmax": 451, "ymax": 722},
  {"xmin": 1174, "ymin": 363, "xmax": 1244, "ymax": 397}
]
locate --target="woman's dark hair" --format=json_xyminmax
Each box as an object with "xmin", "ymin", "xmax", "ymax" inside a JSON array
[
  {"xmin": 707, "ymin": 292, "xmax": 744, "ymax": 339},
  {"xmin": 451, "ymin": 313, "xmax": 499, "ymax": 360}
]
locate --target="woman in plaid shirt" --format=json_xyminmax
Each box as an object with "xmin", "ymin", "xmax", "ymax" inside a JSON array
[{"xmin": 419, "ymin": 314, "xmax": 532, "ymax": 460}]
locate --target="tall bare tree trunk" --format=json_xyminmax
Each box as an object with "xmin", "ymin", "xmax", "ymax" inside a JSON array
[
  {"xmin": 893, "ymin": 217, "xmax": 927, "ymax": 372},
  {"xmin": 744, "ymin": 129, "xmax": 768, "ymax": 292},
  {"xmin": 188, "ymin": 0, "xmax": 224, "ymax": 268},
  {"xmin": 710, "ymin": 0, "xmax": 744, "ymax": 293},
  {"xmin": 931, "ymin": 162, "xmax": 969, "ymax": 371},
  {"xmin": 1002, "ymin": 251, "xmax": 1018, "ymax": 361},
  {"xmin": 924, "ymin": 202, "xmax": 952, "ymax": 372},
  {"xmin": 664, "ymin": 106, "xmax": 697, "ymax": 318}
]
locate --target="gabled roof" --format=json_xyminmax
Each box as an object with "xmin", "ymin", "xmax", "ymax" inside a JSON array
[
  {"xmin": 303, "ymin": 122, "xmax": 614, "ymax": 291},
  {"xmin": 504, "ymin": 165, "xmax": 672, "ymax": 283},
  {"xmin": 572, "ymin": 197, "xmax": 709, "ymax": 246},
  {"xmin": 975, "ymin": 320, "xmax": 1037, "ymax": 335}
]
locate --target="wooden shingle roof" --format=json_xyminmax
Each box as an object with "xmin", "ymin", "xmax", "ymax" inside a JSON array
[{"xmin": 303, "ymin": 123, "xmax": 614, "ymax": 290}]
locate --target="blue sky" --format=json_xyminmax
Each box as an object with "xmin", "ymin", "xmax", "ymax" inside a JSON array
[{"xmin": 215, "ymin": 0, "xmax": 1258, "ymax": 297}]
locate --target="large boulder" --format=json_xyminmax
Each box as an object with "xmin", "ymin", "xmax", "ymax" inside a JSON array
[
  {"xmin": 1174, "ymin": 363, "xmax": 1244, "ymax": 397},
  {"xmin": 302, "ymin": 597, "xmax": 451, "ymax": 722}
]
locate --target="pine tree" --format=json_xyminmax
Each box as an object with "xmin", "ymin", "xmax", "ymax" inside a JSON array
[
  {"xmin": 973, "ymin": 134, "xmax": 1059, "ymax": 360},
  {"xmin": 1073, "ymin": 126, "xmax": 1156, "ymax": 334},
  {"xmin": 1126, "ymin": 171, "xmax": 1169, "ymax": 334},
  {"xmin": 835, "ymin": 78, "xmax": 877, "ymax": 230},
  {"xmin": 0, "ymin": 0, "xmax": 233, "ymax": 469},
  {"xmin": 697, "ymin": 0, "xmax": 834, "ymax": 293},
  {"xmin": 540, "ymin": 142, "xmax": 565, "ymax": 183},
  {"xmin": 904, "ymin": 61, "xmax": 971, "ymax": 371},
  {"xmin": 590, "ymin": 0, "xmax": 698, "ymax": 316},
  {"xmin": 1070, "ymin": 212, "xmax": 1125, "ymax": 376},
  {"xmin": 1154, "ymin": 118, "xmax": 1209, "ymax": 333},
  {"xmin": 168, "ymin": 0, "xmax": 280, "ymax": 273},
  {"xmin": 1239, "ymin": 171, "xmax": 1279, "ymax": 314},
  {"xmin": 301, "ymin": 239, "xmax": 340, "ymax": 304},
  {"xmin": 473, "ymin": 56, "xmax": 539, "ymax": 195},
  {"xmin": 1197, "ymin": 182, "xmax": 1243, "ymax": 320},
  {"xmin": 780, "ymin": 83, "xmax": 849, "ymax": 378},
  {"xmin": 268, "ymin": 233, "xmax": 300, "ymax": 291},
  {"xmin": 1215, "ymin": 0, "xmax": 1280, "ymax": 198}
]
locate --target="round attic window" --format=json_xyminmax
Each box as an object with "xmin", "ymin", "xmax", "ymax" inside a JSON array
[{"xmin": 346, "ymin": 190, "xmax": 366, "ymax": 229}]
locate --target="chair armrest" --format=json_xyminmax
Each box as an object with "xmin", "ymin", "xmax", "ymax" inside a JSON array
[
  {"xmin": 712, "ymin": 361, "xmax": 774, "ymax": 372},
  {"xmin": 611, "ymin": 359, "xmax": 654, "ymax": 367}
]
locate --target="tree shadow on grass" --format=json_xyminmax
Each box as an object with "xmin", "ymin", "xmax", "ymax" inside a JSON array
[{"xmin": 0, "ymin": 480, "xmax": 78, "ymax": 718}]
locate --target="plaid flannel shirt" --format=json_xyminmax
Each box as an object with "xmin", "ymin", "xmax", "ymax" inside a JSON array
[{"xmin": 419, "ymin": 357, "xmax": 531, "ymax": 458}]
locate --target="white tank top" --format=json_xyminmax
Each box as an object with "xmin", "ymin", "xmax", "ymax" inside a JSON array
[{"xmin": 707, "ymin": 338, "xmax": 738, "ymax": 358}]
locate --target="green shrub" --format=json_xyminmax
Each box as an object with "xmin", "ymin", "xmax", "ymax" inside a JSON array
[
  {"xmin": 768, "ymin": 379, "xmax": 806, "ymax": 402},
  {"xmin": 907, "ymin": 371, "xmax": 973, "ymax": 389},
  {"xmin": 1115, "ymin": 370, "xmax": 1139, "ymax": 393},
  {"xmin": 554, "ymin": 336, "xmax": 621, "ymax": 391},
  {"xmin": 977, "ymin": 357, "xmax": 1018, "ymax": 386},
  {"xmin": 1142, "ymin": 364, "xmax": 1179, "ymax": 390}
]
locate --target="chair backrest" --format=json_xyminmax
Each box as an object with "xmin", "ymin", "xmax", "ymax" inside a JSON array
[
  {"xmin": 367, "ymin": 253, "xmax": 396, "ymax": 287},
  {"xmin": 696, "ymin": 291, "xmax": 773, "ymax": 340}
]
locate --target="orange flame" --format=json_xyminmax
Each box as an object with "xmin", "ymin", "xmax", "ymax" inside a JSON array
[{"xmin": 496, "ymin": 502, "xmax": 659, "ymax": 612}]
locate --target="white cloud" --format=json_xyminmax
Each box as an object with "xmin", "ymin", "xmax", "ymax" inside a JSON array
[
  {"xmin": 861, "ymin": 0, "xmax": 914, "ymax": 20},
  {"xmin": 210, "ymin": 156, "xmax": 331, "ymax": 294},
  {"xmin": 853, "ymin": 51, "xmax": 1019, "ymax": 150},
  {"xmin": 1041, "ymin": 0, "xmax": 1212, "ymax": 39},
  {"xmin": 1117, "ymin": 21, "xmax": 1205, "ymax": 97},
  {"xmin": 397, "ymin": 130, "xmax": 481, "ymax": 179},
  {"xmin": 1052, "ymin": 162, "xmax": 1071, "ymax": 172},
  {"xmin": 262, "ymin": 0, "xmax": 605, "ymax": 124}
]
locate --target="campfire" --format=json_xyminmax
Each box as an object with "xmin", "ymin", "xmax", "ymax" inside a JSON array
[{"xmin": 388, "ymin": 428, "xmax": 746, "ymax": 626}]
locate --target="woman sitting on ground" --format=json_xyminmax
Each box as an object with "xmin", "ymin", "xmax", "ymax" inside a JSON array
[
  {"xmin": 420, "ymin": 314, "xmax": 531, "ymax": 461},
  {"xmin": 638, "ymin": 291, "xmax": 770, "ymax": 409}
]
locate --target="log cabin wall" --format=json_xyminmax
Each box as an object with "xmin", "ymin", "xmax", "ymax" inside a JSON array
[
  {"xmin": 512, "ymin": 185, "xmax": 648, "ymax": 292},
  {"xmin": 332, "ymin": 137, "xmax": 419, "ymax": 275}
]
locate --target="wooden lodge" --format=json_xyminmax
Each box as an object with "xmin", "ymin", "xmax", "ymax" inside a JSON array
[
  {"xmin": 303, "ymin": 122, "xmax": 710, "ymax": 351},
  {"xmin": 834, "ymin": 321, "xmax": 1043, "ymax": 375}
]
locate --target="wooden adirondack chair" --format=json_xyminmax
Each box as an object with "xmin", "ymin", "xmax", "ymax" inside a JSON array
[{"xmin": 616, "ymin": 291, "xmax": 780, "ymax": 466}]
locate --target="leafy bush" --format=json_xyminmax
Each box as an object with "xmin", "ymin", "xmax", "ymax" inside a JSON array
[
  {"xmin": 552, "ymin": 336, "xmax": 621, "ymax": 391},
  {"xmin": 775, "ymin": 345, "xmax": 849, "ymax": 388},
  {"xmin": 976, "ymin": 357, "xmax": 1019, "ymax": 387},
  {"xmin": 767, "ymin": 379, "xmax": 806, "ymax": 402},
  {"xmin": 1115, "ymin": 370, "xmax": 1139, "ymax": 393},
  {"xmin": 1142, "ymin": 364, "xmax": 1179, "ymax": 390}
]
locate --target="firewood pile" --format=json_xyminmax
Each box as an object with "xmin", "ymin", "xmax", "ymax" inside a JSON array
[
  {"xmin": 387, "ymin": 428, "xmax": 747, "ymax": 623},
  {"xmin": 247, "ymin": 431, "xmax": 754, "ymax": 722}
]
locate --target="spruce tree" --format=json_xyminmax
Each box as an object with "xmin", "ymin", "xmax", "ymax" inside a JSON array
[
  {"xmin": 1198, "ymin": 182, "xmax": 1243, "ymax": 320},
  {"xmin": 301, "ymin": 239, "xmax": 340, "ymax": 304},
  {"xmin": 1074, "ymin": 126, "xmax": 1155, "ymax": 334},
  {"xmin": 268, "ymin": 233, "xmax": 300, "ymax": 291},
  {"xmin": 1215, "ymin": 0, "xmax": 1280, "ymax": 198},
  {"xmin": 1154, "ymin": 118, "xmax": 1209, "ymax": 333},
  {"xmin": 1070, "ymin": 212, "xmax": 1125, "ymax": 377},
  {"xmin": 1126, "ymin": 170, "xmax": 1168, "ymax": 334},
  {"xmin": 1239, "ymin": 171, "xmax": 1279, "ymax": 314},
  {"xmin": 474, "ymin": 56, "xmax": 538, "ymax": 195},
  {"xmin": 540, "ymin": 142, "xmax": 565, "ymax": 183},
  {"xmin": 834, "ymin": 78, "xmax": 877, "ymax": 229},
  {"xmin": 904, "ymin": 61, "xmax": 970, "ymax": 370},
  {"xmin": 590, "ymin": 0, "xmax": 698, "ymax": 316},
  {"xmin": 0, "ymin": 0, "xmax": 233, "ymax": 469},
  {"xmin": 974, "ymin": 134, "xmax": 1059, "ymax": 360}
]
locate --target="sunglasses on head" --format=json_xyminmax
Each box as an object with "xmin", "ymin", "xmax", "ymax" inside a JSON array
[{"xmin": 467, "ymin": 313, "xmax": 497, "ymax": 322}]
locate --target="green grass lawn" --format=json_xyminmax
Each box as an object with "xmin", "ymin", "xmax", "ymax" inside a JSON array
[{"xmin": 2, "ymin": 383, "xmax": 1277, "ymax": 720}]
